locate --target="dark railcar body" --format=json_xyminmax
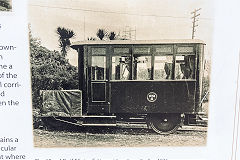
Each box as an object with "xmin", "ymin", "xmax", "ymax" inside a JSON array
[
  {"xmin": 40, "ymin": 39, "xmax": 207, "ymax": 134},
  {"xmin": 71, "ymin": 40, "xmax": 205, "ymax": 116},
  {"xmin": 110, "ymin": 81, "xmax": 196, "ymax": 114}
]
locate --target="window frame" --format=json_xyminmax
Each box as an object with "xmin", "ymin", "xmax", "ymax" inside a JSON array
[
  {"xmin": 132, "ymin": 45, "xmax": 153, "ymax": 80},
  {"xmin": 87, "ymin": 44, "xmax": 197, "ymax": 82},
  {"xmin": 110, "ymin": 45, "xmax": 132, "ymax": 80},
  {"xmin": 153, "ymin": 45, "xmax": 174, "ymax": 80},
  {"xmin": 89, "ymin": 46, "xmax": 107, "ymax": 81},
  {"xmin": 174, "ymin": 45, "xmax": 196, "ymax": 80}
]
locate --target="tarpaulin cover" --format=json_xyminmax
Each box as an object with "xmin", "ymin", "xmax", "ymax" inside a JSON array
[{"xmin": 40, "ymin": 90, "xmax": 82, "ymax": 117}]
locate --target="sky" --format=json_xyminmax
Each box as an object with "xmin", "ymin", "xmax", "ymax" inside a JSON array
[{"xmin": 28, "ymin": 0, "xmax": 214, "ymax": 66}]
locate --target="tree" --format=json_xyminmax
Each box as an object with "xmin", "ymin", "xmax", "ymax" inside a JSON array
[
  {"xmin": 30, "ymin": 33, "xmax": 78, "ymax": 109},
  {"xmin": 87, "ymin": 37, "xmax": 96, "ymax": 41},
  {"xmin": 56, "ymin": 27, "xmax": 75, "ymax": 57},
  {"xmin": 96, "ymin": 29, "xmax": 107, "ymax": 40},
  {"xmin": 108, "ymin": 31, "xmax": 117, "ymax": 40}
]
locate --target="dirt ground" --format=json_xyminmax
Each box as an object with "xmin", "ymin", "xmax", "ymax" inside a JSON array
[
  {"xmin": 33, "ymin": 125, "xmax": 207, "ymax": 148},
  {"xmin": 33, "ymin": 102, "xmax": 209, "ymax": 148}
]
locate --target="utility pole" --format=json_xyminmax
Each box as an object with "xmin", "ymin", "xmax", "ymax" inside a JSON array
[{"xmin": 191, "ymin": 8, "xmax": 201, "ymax": 39}]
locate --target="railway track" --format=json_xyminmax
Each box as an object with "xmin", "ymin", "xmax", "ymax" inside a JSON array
[
  {"xmin": 41, "ymin": 124, "xmax": 207, "ymax": 135},
  {"xmin": 116, "ymin": 121, "xmax": 207, "ymax": 132},
  {"xmin": 34, "ymin": 123, "xmax": 207, "ymax": 147},
  {"xmin": 114, "ymin": 125, "xmax": 207, "ymax": 135}
]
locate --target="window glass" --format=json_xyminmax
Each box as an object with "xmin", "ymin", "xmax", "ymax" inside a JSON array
[
  {"xmin": 133, "ymin": 56, "xmax": 151, "ymax": 80},
  {"xmin": 113, "ymin": 48, "xmax": 129, "ymax": 54},
  {"xmin": 154, "ymin": 56, "xmax": 173, "ymax": 80},
  {"xmin": 92, "ymin": 48, "xmax": 106, "ymax": 55},
  {"xmin": 156, "ymin": 46, "xmax": 172, "ymax": 53},
  {"xmin": 91, "ymin": 56, "xmax": 106, "ymax": 80},
  {"xmin": 112, "ymin": 56, "xmax": 131, "ymax": 80},
  {"xmin": 177, "ymin": 46, "xmax": 194, "ymax": 53},
  {"xmin": 134, "ymin": 47, "xmax": 151, "ymax": 54},
  {"xmin": 175, "ymin": 55, "xmax": 195, "ymax": 79}
]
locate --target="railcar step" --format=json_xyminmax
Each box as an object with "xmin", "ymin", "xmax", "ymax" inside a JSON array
[
  {"xmin": 82, "ymin": 115, "xmax": 116, "ymax": 118},
  {"xmin": 129, "ymin": 117, "xmax": 145, "ymax": 120},
  {"xmin": 117, "ymin": 121, "xmax": 146, "ymax": 124},
  {"xmin": 116, "ymin": 123, "xmax": 148, "ymax": 129},
  {"xmin": 82, "ymin": 123, "xmax": 117, "ymax": 126}
]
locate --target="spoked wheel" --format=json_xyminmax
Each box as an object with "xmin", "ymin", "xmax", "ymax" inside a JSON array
[{"xmin": 147, "ymin": 114, "xmax": 182, "ymax": 135}]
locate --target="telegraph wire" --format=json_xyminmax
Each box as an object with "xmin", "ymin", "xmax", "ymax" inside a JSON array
[{"xmin": 29, "ymin": 4, "xmax": 212, "ymax": 20}]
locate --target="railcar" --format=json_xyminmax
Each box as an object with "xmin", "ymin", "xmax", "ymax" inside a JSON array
[{"xmin": 40, "ymin": 39, "xmax": 206, "ymax": 134}]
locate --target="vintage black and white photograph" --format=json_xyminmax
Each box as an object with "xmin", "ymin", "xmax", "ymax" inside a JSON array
[
  {"xmin": 0, "ymin": 0, "xmax": 12, "ymax": 11},
  {"xmin": 28, "ymin": 0, "xmax": 213, "ymax": 147}
]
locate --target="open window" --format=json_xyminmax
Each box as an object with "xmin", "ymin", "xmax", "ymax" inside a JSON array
[
  {"xmin": 154, "ymin": 55, "xmax": 173, "ymax": 80},
  {"xmin": 153, "ymin": 45, "xmax": 173, "ymax": 80},
  {"xmin": 133, "ymin": 47, "xmax": 151, "ymax": 80},
  {"xmin": 175, "ymin": 55, "xmax": 195, "ymax": 79},
  {"xmin": 175, "ymin": 46, "xmax": 195, "ymax": 80},
  {"xmin": 133, "ymin": 55, "xmax": 151, "ymax": 80},
  {"xmin": 112, "ymin": 56, "xmax": 131, "ymax": 80}
]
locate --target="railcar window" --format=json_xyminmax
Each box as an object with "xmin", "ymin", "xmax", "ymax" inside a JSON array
[
  {"xmin": 113, "ymin": 48, "xmax": 130, "ymax": 54},
  {"xmin": 112, "ymin": 56, "xmax": 131, "ymax": 80},
  {"xmin": 133, "ymin": 56, "xmax": 151, "ymax": 80},
  {"xmin": 91, "ymin": 56, "xmax": 106, "ymax": 80},
  {"xmin": 177, "ymin": 46, "xmax": 194, "ymax": 53},
  {"xmin": 156, "ymin": 46, "xmax": 173, "ymax": 53},
  {"xmin": 154, "ymin": 56, "xmax": 173, "ymax": 80},
  {"xmin": 91, "ymin": 48, "xmax": 106, "ymax": 55},
  {"xmin": 175, "ymin": 55, "xmax": 195, "ymax": 79},
  {"xmin": 134, "ymin": 47, "xmax": 151, "ymax": 54}
]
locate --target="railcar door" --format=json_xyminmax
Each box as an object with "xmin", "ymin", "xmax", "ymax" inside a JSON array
[{"xmin": 88, "ymin": 46, "xmax": 110, "ymax": 114}]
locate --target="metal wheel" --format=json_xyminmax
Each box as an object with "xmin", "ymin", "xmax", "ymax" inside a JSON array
[{"xmin": 147, "ymin": 114, "xmax": 181, "ymax": 134}]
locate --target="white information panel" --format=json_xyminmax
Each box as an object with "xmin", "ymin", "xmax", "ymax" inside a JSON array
[{"xmin": 0, "ymin": 0, "xmax": 240, "ymax": 160}]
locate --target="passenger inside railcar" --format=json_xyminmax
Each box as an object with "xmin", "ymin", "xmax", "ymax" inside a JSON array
[
  {"xmin": 175, "ymin": 55, "xmax": 195, "ymax": 79},
  {"xmin": 133, "ymin": 56, "xmax": 151, "ymax": 80},
  {"xmin": 112, "ymin": 56, "xmax": 131, "ymax": 80}
]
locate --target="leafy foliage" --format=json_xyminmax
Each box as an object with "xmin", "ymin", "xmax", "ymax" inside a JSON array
[
  {"xmin": 108, "ymin": 31, "xmax": 117, "ymax": 40},
  {"xmin": 202, "ymin": 76, "xmax": 210, "ymax": 102},
  {"xmin": 201, "ymin": 60, "xmax": 211, "ymax": 102},
  {"xmin": 56, "ymin": 27, "xmax": 75, "ymax": 57},
  {"xmin": 30, "ymin": 34, "xmax": 78, "ymax": 109},
  {"xmin": 96, "ymin": 29, "xmax": 107, "ymax": 40},
  {"xmin": 87, "ymin": 37, "xmax": 96, "ymax": 41}
]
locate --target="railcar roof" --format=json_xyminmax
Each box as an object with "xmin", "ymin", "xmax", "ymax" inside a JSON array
[{"xmin": 71, "ymin": 39, "xmax": 205, "ymax": 49}]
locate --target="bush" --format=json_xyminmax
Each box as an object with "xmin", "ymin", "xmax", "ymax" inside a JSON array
[
  {"xmin": 202, "ymin": 76, "xmax": 210, "ymax": 102},
  {"xmin": 32, "ymin": 108, "xmax": 42, "ymax": 129},
  {"xmin": 30, "ymin": 35, "xmax": 78, "ymax": 110}
]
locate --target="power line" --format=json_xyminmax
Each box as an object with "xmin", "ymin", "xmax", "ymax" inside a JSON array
[{"xmin": 29, "ymin": 4, "xmax": 212, "ymax": 20}]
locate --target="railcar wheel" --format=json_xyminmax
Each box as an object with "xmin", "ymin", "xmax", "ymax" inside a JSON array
[{"xmin": 147, "ymin": 114, "xmax": 181, "ymax": 134}]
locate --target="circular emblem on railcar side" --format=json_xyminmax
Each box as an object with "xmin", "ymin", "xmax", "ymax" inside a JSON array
[{"xmin": 147, "ymin": 92, "xmax": 157, "ymax": 102}]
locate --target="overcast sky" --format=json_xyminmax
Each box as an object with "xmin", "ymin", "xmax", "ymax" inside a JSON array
[{"xmin": 28, "ymin": 0, "xmax": 214, "ymax": 66}]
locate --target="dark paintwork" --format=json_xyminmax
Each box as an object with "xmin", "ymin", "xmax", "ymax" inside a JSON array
[
  {"xmin": 71, "ymin": 41, "xmax": 205, "ymax": 115},
  {"xmin": 110, "ymin": 81, "xmax": 196, "ymax": 114}
]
